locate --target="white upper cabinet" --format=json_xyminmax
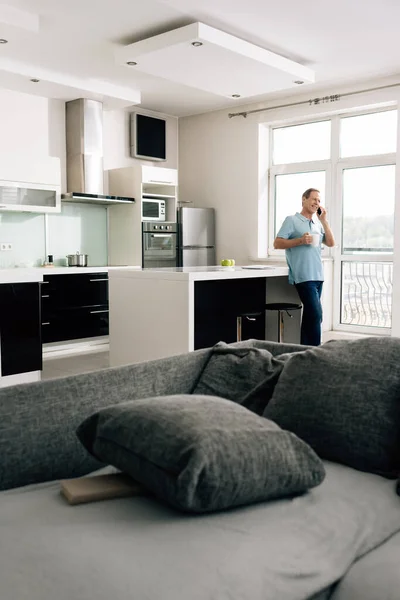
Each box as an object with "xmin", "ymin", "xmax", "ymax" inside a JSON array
[
  {"xmin": 0, "ymin": 180, "xmax": 61, "ymax": 214},
  {"xmin": 0, "ymin": 156, "xmax": 61, "ymax": 213},
  {"xmin": 141, "ymin": 166, "xmax": 178, "ymax": 186}
]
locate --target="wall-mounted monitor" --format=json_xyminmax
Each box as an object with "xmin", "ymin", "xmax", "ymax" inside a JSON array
[{"xmin": 130, "ymin": 112, "xmax": 166, "ymax": 162}]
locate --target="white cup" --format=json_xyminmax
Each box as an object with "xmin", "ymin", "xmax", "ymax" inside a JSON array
[{"xmin": 311, "ymin": 233, "xmax": 320, "ymax": 247}]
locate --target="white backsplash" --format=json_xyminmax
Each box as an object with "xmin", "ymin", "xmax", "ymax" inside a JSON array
[
  {"xmin": 0, "ymin": 203, "xmax": 108, "ymax": 268},
  {"xmin": 0, "ymin": 212, "xmax": 45, "ymax": 268},
  {"xmin": 47, "ymin": 203, "xmax": 108, "ymax": 266}
]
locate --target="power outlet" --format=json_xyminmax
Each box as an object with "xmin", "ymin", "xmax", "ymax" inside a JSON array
[{"xmin": 0, "ymin": 243, "xmax": 12, "ymax": 251}]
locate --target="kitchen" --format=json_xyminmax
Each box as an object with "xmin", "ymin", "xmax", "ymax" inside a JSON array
[
  {"xmin": 0, "ymin": 93, "xmax": 298, "ymax": 388},
  {"xmin": 0, "ymin": 91, "xmax": 173, "ymax": 387}
]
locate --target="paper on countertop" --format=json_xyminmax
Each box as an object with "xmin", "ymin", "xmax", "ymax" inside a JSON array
[{"xmin": 240, "ymin": 265, "xmax": 276, "ymax": 270}]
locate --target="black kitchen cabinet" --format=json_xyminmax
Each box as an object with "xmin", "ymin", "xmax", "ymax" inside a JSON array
[
  {"xmin": 0, "ymin": 282, "xmax": 42, "ymax": 376},
  {"xmin": 194, "ymin": 278, "xmax": 266, "ymax": 350},
  {"xmin": 41, "ymin": 273, "xmax": 109, "ymax": 343}
]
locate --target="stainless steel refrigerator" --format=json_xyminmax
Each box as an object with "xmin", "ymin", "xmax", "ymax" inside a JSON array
[{"xmin": 177, "ymin": 207, "xmax": 216, "ymax": 267}]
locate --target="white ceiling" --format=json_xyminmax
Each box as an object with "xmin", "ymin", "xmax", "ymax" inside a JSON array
[{"xmin": 1, "ymin": 0, "xmax": 400, "ymax": 116}]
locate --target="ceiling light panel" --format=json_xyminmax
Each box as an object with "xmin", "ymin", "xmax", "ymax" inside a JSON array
[{"xmin": 115, "ymin": 22, "xmax": 315, "ymax": 99}]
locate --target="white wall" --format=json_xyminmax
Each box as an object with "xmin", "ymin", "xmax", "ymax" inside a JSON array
[
  {"xmin": 179, "ymin": 76, "xmax": 400, "ymax": 262},
  {"xmin": 0, "ymin": 89, "xmax": 66, "ymax": 185},
  {"xmin": 179, "ymin": 110, "xmax": 262, "ymax": 264},
  {"xmin": 0, "ymin": 89, "xmax": 54, "ymax": 158},
  {"xmin": 179, "ymin": 76, "xmax": 400, "ymax": 334},
  {"xmin": 390, "ymin": 94, "xmax": 400, "ymax": 337}
]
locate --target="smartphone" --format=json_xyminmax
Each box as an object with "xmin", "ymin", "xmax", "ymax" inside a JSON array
[{"xmin": 317, "ymin": 207, "xmax": 322, "ymax": 216}]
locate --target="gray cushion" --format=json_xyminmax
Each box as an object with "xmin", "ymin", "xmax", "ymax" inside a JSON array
[
  {"xmin": 192, "ymin": 341, "xmax": 291, "ymax": 415},
  {"xmin": 77, "ymin": 394, "xmax": 325, "ymax": 513},
  {"xmin": 264, "ymin": 337, "xmax": 400, "ymax": 477},
  {"xmin": 0, "ymin": 348, "xmax": 211, "ymax": 492}
]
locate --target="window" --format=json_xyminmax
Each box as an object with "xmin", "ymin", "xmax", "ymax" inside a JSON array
[
  {"xmin": 272, "ymin": 121, "xmax": 331, "ymax": 165},
  {"xmin": 340, "ymin": 110, "xmax": 397, "ymax": 158},
  {"xmin": 275, "ymin": 171, "xmax": 326, "ymax": 236},
  {"xmin": 269, "ymin": 108, "xmax": 397, "ymax": 335},
  {"xmin": 342, "ymin": 165, "xmax": 395, "ymax": 253}
]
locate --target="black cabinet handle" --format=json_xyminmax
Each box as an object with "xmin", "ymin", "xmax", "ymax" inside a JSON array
[
  {"xmin": 89, "ymin": 278, "xmax": 108, "ymax": 282},
  {"xmin": 42, "ymin": 322, "xmax": 50, "ymax": 326},
  {"xmin": 41, "ymin": 294, "xmax": 50, "ymax": 298},
  {"xmin": 90, "ymin": 309, "xmax": 109, "ymax": 314}
]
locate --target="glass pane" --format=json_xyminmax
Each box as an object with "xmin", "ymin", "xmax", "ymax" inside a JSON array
[
  {"xmin": 0, "ymin": 186, "xmax": 56, "ymax": 208},
  {"xmin": 341, "ymin": 261, "xmax": 392, "ymax": 328},
  {"xmin": 20, "ymin": 188, "xmax": 56, "ymax": 207},
  {"xmin": 342, "ymin": 165, "xmax": 395, "ymax": 253},
  {"xmin": 0, "ymin": 211, "xmax": 45, "ymax": 268},
  {"xmin": 340, "ymin": 110, "xmax": 397, "ymax": 157},
  {"xmin": 47, "ymin": 203, "xmax": 108, "ymax": 266},
  {"xmin": 275, "ymin": 171, "xmax": 326, "ymax": 236},
  {"xmin": 272, "ymin": 121, "xmax": 331, "ymax": 164}
]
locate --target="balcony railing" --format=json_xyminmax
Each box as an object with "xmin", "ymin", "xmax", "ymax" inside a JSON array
[{"xmin": 341, "ymin": 261, "xmax": 393, "ymax": 328}]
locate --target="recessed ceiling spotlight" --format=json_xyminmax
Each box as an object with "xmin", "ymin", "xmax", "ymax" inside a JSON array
[
  {"xmin": 0, "ymin": 38, "xmax": 8, "ymax": 44},
  {"xmin": 294, "ymin": 80, "xmax": 304, "ymax": 85},
  {"xmin": 126, "ymin": 61, "xmax": 137, "ymax": 66},
  {"xmin": 30, "ymin": 78, "xmax": 40, "ymax": 83},
  {"xmin": 231, "ymin": 94, "xmax": 241, "ymax": 98},
  {"xmin": 191, "ymin": 41, "xmax": 203, "ymax": 47}
]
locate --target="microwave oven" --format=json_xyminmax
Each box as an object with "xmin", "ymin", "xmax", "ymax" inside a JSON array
[{"xmin": 142, "ymin": 198, "xmax": 166, "ymax": 221}]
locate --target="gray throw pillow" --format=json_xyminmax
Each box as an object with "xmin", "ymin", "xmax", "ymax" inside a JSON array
[
  {"xmin": 192, "ymin": 341, "xmax": 291, "ymax": 415},
  {"xmin": 264, "ymin": 337, "xmax": 400, "ymax": 478},
  {"xmin": 77, "ymin": 394, "xmax": 325, "ymax": 513}
]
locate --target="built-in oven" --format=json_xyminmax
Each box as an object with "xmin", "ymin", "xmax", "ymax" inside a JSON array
[
  {"xmin": 142, "ymin": 221, "xmax": 178, "ymax": 268},
  {"xmin": 141, "ymin": 198, "xmax": 166, "ymax": 221}
]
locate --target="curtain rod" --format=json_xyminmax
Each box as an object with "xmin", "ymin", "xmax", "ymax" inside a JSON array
[{"xmin": 227, "ymin": 82, "xmax": 400, "ymax": 119}]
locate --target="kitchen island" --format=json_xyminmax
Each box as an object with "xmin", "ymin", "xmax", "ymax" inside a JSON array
[{"xmin": 108, "ymin": 265, "xmax": 301, "ymax": 366}]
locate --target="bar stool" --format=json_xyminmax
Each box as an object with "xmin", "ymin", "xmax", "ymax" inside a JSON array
[
  {"xmin": 236, "ymin": 312, "xmax": 263, "ymax": 342},
  {"xmin": 265, "ymin": 302, "xmax": 302, "ymax": 343}
]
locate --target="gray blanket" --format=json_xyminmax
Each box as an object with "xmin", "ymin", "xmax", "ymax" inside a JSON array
[{"xmin": 1, "ymin": 461, "xmax": 399, "ymax": 600}]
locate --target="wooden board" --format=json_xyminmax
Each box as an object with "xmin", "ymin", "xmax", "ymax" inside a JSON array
[{"xmin": 60, "ymin": 473, "xmax": 147, "ymax": 505}]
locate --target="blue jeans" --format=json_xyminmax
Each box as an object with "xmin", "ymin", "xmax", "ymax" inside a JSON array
[{"xmin": 295, "ymin": 281, "xmax": 323, "ymax": 346}]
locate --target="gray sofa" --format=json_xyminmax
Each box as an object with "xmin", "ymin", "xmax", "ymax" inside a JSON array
[{"xmin": 1, "ymin": 339, "xmax": 400, "ymax": 600}]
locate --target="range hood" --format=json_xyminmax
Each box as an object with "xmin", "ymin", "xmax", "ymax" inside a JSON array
[{"xmin": 62, "ymin": 98, "xmax": 135, "ymax": 206}]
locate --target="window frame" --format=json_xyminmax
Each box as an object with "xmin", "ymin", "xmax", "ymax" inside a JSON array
[
  {"xmin": 332, "ymin": 154, "xmax": 395, "ymax": 335},
  {"xmin": 267, "ymin": 106, "xmax": 396, "ymax": 335},
  {"xmin": 268, "ymin": 161, "xmax": 333, "ymax": 257},
  {"xmin": 271, "ymin": 118, "xmax": 332, "ymax": 166}
]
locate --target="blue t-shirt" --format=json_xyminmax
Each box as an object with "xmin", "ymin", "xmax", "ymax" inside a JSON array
[{"xmin": 276, "ymin": 212, "xmax": 325, "ymax": 284}]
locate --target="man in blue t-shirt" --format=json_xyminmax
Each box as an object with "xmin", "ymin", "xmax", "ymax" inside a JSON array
[{"xmin": 274, "ymin": 188, "xmax": 335, "ymax": 346}]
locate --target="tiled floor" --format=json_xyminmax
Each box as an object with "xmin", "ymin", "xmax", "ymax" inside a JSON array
[
  {"xmin": 41, "ymin": 331, "xmax": 369, "ymax": 381},
  {"xmin": 42, "ymin": 351, "xmax": 110, "ymax": 380},
  {"xmin": 322, "ymin": 330, "xmax": 376, "ymax": 343}
]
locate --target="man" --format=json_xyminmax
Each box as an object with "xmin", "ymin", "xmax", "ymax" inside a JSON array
[{"xmin": 273, "ymin": 188, "xmax": 335, "ymax": 346}]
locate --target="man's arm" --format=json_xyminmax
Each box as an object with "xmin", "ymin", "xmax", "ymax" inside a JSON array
[
  {"xmin": 318, "ymin": 208, "xmax": 335, "ymax": 247},
  {"xmin": 321, "ymin": 221, "xmax": 335, "ymax": 247},
  {"xmin": 274, "ymin": 233, "xmax": 312, "ymax": 250}
]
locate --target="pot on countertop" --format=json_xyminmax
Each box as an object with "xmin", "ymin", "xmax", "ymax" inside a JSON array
[{"xmin": 67, "ymin": 252, "xmax": 88, "ymax": 267}]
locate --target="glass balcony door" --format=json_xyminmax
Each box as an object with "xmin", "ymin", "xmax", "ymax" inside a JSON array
[{"xmin": 333, "ymin": 160, "xmax": 395, "ymax": 333}]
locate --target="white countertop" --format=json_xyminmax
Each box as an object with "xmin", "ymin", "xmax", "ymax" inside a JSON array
[
  {"xmin": 0, "ymin": 264, "xmax": 290, "ymax": 284},
  {"xmin": 0, "ymin": 266, "xmax": 141, "ymax": 284},
  {"xmin": 109, "ymin": 265, "xmax": 289, "ymax": 282}
]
